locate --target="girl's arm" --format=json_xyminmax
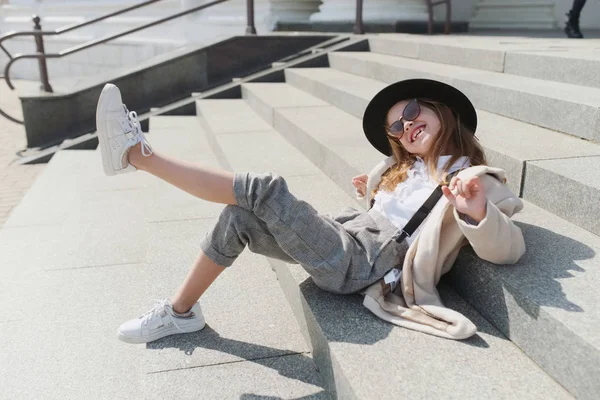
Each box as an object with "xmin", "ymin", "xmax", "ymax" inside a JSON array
[
  {"xmin": 443, "ymin": 175, "xmax": 526, "ymax": 265},
  {"xmin": 454, "ymin": 199, "xmax": 526, "ymax": 265}
]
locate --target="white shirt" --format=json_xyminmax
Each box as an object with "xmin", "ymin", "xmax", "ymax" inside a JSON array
[{"xmin": 372, "ymin": 156, "xmax": 471, "ymax": 245}]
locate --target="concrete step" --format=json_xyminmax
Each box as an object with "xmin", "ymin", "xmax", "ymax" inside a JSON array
[
  {"xmin": 238, "ymin": 84, "xmax": 600, "ymax": 399},
  {"xmin": 0, "ymin": 118, "xmax": 327, "ymax": 399},
  {"xmin": 367, "ymin": 34, "xmax": 600, "ymax": 88},
  {"xmin": 195, "ymin": 98, "xmax": 573, "ymax": 400},
  {"xmin": 326, "ymin": 51, "xmax": 600, "ymax": 143},
  {"xmin": 277, "ymin": 69, "xmax": 600, "ymax": 237}
]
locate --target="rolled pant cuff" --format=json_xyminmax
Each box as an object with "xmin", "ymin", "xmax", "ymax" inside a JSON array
[
  {"xmin": 199, "ymin": 234, "xmax": 237, "ymax": 268},
  {"xmin": 233, "ymin": 172, "xmax": 251, "ymax": 210}
]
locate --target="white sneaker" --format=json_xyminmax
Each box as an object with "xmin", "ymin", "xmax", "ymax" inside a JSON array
[
  {"xmin": 95, "ymin": 83, "xmax": 152, "ymax": 176},
  {"xmin": 118, "ymin": 299, "xmax": 205, "ymax": 344}
]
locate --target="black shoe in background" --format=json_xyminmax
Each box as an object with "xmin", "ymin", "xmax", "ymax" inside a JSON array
[{"xmin": 564, "ymin": 11, "xmax": 584, "ymax": 38}]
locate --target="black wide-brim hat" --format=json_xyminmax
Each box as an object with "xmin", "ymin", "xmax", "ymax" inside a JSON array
[{"xmin": 362, "ymin": 79, "xmax": 477, "ymax": 156}]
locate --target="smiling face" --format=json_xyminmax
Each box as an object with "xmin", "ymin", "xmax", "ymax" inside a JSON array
[{"xmin": 386, "ymin": 99, "xmax": 442, "ymax": 158}]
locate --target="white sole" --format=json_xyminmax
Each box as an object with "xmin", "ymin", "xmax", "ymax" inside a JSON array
[
  {"xmin": 117, "ymin": 321, "xmax": 206, "ymax": 344},
  {"xmin": 96, "ymin": 84, "xmax": 118, "ymax": 177}
]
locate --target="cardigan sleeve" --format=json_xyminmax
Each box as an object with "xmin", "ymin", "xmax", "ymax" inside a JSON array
[
  {"xmin": 453, "ymin": 199, "xmax": 526, "ymax": 265},
  {"xmin": 363, "ymin": 156, "xmax": 396, "ymax": 209}
]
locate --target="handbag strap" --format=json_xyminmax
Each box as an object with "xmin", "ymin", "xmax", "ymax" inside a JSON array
[{"xmin": 394, "ymin": 170, "xmax": 461, "ymax": 244}]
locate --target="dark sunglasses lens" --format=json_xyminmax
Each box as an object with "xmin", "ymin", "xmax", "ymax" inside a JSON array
[
  {"xmin": 403, "ymin": 100, "xmax": 420, "ymax": 121},
  {"xmin": 388, "ymin": 120, "xmax": 404, "ymax": 135}
]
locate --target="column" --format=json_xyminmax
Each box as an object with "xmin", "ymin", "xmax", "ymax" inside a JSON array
[
  {"xmin": 269, "ymin": 0, "xmax": 322, "ymax": 24},
  {"xmin": 310, "ymin": 0, "xmax": 428, "ymax": 22},
  {"xmin": 470, "ymin": 0, "xmax": 557, "ymax": 29},
  {"xmin": 193, "ymin": 0, "xmax": 321, "ymax": 35}
]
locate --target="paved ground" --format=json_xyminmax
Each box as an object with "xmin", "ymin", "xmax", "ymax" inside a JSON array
[{"xmin": 0, "ymin": 80, "xmax": 45, "ymax": 227}]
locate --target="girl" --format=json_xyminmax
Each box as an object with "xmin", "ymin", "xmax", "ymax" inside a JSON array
[{"xmin": 96, "ymin": 79, "xmax": 525, "ymax": 344}]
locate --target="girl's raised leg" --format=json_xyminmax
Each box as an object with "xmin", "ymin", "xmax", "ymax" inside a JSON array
[
  {"xmin": 128, "ymin": 144, "xmax": 236, "ymax": 205},
  {"xmin": 96, "ymin": 83, "xmax": 235, "ymax": 205}
]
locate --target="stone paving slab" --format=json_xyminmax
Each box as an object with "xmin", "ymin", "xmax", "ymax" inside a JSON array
[
  {"xmin": 215, "ymin": 130, "xmax": 322, "ymax": 178},
  {"xmin": 522, "ymin": 157, "xmax": 600, "ymax": 236},
  {"xmin": 274, "ymin": 105, "xmax": 387, "ymax": 199},
  {"xmin": 241, "ymin": 82, "xmax": 329, "ymax": 125},
  {"xmin": 368, "ymin": 35, "xmax": 507, "ymax": 72},
  {"xmin": 504, "ymin": 50, "xmax": 600, "ymax": 88},
  {"xmin": 328, "ymin": 51, "xmax": 600, "ymax": 142},
  {"xmin": 282, "ymin": 71, "xmax": 382, "ymax": 121},
  {"xmin": 448, "ymin": 200, "xmax": 600, "ymax": 399},
  {"xmin": 143, "ymin": 354, "xmax": 329, "ymax": 400},
  {"xmin": 146, "ymin": 115, "xmax": 214, "ymax": 157},
  {"xmin": 3, "ymin": 151, "xmax": 151, "ymax": 228},
  {"xmin": 197, "ymin": 99, "xmax": 272, "ymax": 135},
  {"xmin": 368, "ymin": 35, "xmax": 600, "ymax": 87},
  {"xmin": 373, "ymin": 33, "xmax": 600, "ymax": 48}
]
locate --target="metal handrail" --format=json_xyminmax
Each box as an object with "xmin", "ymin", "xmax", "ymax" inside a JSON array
[
  {"xmin": 0, "ymin": 0, "xmax": 164, "ymax": 47},
  {"xmin": 354, "ymin": 0, "xmax": 364, "ymax": 34},
  {"xmin": 0, "ymin": 0, "xmax": 256, "ymax": 124}
]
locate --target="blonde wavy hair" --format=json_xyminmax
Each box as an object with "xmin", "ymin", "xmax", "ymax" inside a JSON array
[{"xmin": 372, "ymin": 99, "xmax": 487, "ymax": 198}]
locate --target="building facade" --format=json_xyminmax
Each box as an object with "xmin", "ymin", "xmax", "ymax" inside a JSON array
[{"xmin": 1, "ymin": 0, "xmax": 599, "ymax": 80}]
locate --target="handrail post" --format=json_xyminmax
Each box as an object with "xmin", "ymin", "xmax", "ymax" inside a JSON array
[
  {"xmin": 32, "ymin": 15, "xmax": 53, "ymax": 93},
  {"xmin": 245, "ymin": 0, "xmax": 256, "ymax": 35},
  {"xmin": 354, "ymin": 0, "xmax": 364, "ymax": 34}
]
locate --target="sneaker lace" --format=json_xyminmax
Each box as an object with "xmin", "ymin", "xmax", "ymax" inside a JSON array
[
  {"xmin": 124, "ymin": 106, "xmax": 153, "ymax": 157},
  {"xmin": 140, "ymin": 299, "xmax": 185, "ymax": 332}
]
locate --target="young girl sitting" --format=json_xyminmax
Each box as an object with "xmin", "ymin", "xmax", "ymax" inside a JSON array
[{"xmin": 95, "ymin": 78, "xmax": 525, "ymax": 343}]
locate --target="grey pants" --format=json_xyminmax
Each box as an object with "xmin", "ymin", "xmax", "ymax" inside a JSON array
[{"xmin": 200, "ymin": 173, "xmax": 408, "ymax": 294}]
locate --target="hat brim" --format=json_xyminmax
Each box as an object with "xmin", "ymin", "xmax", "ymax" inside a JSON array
[{"xmin": 362, "ymin": 79, "xmax": 477, "ymax": 156}]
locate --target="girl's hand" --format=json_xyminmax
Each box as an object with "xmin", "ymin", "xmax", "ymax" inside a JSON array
[
  {"xmin": 442, "ymin": 176, "xmax": 487, "ymax": 223},
  {"xmin": 352, "ymin": 174, "xmax": 368, "ymax": 197}
]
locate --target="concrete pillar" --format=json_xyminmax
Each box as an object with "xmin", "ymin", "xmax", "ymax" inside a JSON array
[
  {"xmin": 193, "ymin": 0, "xmax": 321, "ymax": 35},
  {"xmin": 310, "ymin": 0, "xmax": 428, "ymax": 22}
]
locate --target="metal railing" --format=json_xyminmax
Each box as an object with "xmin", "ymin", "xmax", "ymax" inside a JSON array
[
  {"xmin": 354, "ymin": 0, "xmax": 364, "ymax": 34},
  {"xmin": 0, "ymin": 0, "xmax": 256, "ymax": 124}
]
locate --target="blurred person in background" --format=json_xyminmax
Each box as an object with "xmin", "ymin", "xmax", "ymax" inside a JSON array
[{"xmin": 565, "ymin": 0, "xmax": 588, "ymax": 38}]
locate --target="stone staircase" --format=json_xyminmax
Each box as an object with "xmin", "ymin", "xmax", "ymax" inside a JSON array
[
  {"xmin": 1, "ymin": 33, "xmax": 599, "ymax": 399},
  {"xmin": 196, "ymin": 33, "xmax": 600, "ymax": 399}
]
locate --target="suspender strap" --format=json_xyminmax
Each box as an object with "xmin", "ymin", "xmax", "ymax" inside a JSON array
[{"xmin": 394, "ymin": 171, "xmax": 460, "ymax": 244}]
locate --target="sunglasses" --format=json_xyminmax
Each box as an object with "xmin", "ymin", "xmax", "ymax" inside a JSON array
[{"xmin": 385, "ymin": 98, "xmax": 421, "ymax": 138}]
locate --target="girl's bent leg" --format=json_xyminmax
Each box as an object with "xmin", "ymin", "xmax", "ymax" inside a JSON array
[
  {"xmin": 117, "ymin": 248, "xmax": 225, "ymax": 344},
  {"xmin": 170, "ymin": 251, "xmax": 225, "ymax": 313},
  {"xmin": 129, "ymin": 143, "xmax": 236, "ymax": 205},
  {"xmin": 118, "ymin": 203, "xmax": 297, "ymax": 342}
]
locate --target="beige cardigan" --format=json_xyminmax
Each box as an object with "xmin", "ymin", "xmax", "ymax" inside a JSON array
[{"xmin": 360, "ymin": 156, "xmax": 526, "ymax": 340}]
